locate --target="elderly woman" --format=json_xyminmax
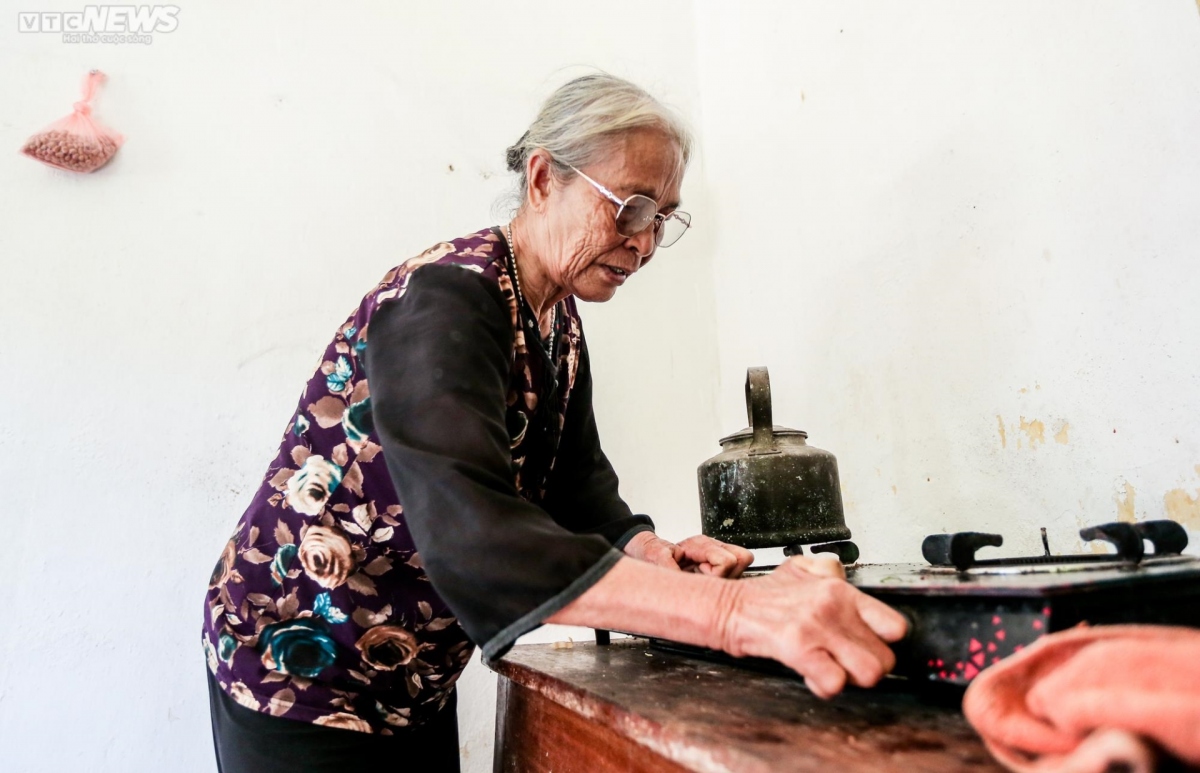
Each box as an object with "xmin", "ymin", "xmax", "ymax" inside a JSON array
[{"xmin": 203, "ymin": 74, "xmax": 906, "ymax": 772}]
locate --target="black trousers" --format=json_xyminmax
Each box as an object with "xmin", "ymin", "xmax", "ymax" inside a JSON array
[{"xmin": 207, "ymin": 671, "xmax": 461, "ymax": 773}]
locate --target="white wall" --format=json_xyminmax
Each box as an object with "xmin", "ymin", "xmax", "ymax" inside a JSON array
[
  {"xmin": 4, "ymin": 1, "xmax": 1200, "ymax": 771},
  {"xmin": 0, "ymin": 3, "xmax": 716, "ymax": 771},
  {"xmin": 695, "ymin": 0, "xmax": 1200, "ymax": 562}
]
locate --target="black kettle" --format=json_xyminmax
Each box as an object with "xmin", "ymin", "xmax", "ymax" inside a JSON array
[{"xmin": 697, "ymin": 367, "xmax": 859, "ymax": 563}]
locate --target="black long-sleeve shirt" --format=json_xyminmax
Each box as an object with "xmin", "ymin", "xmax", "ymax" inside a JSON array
[{"xmin": 365, "ymin": 262, "xmax": 653, "ymax": 658}]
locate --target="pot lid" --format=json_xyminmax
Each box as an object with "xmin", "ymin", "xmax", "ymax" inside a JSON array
[{"xmin": 719, "ymin": 424, "xmax": 808, "ymax": 445}]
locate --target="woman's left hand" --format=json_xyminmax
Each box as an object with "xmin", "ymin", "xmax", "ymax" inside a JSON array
[{"xmin": 624, "ymin": 532, "xmax": 755, "ymax": 578}]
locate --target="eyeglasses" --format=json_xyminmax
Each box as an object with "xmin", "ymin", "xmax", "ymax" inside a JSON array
[{"xmin": 567, "ymin": 164, "xmax": 691, "ymax": 248}]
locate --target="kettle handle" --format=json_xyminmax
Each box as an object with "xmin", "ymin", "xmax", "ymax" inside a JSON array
[{"xmin": 745, "ymin": 367, "xmax": 774, "ymax": 450}]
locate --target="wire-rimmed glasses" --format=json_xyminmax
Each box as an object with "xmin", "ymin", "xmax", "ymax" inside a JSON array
[{"xmin": 567, "ymin": 164, "xmax": 691, "ymax": 248}]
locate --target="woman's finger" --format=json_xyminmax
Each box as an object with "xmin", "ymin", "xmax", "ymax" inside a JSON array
[
  {"xmin": 792, "ymin": 648, "xmax": 847, "ymax": 699},
  {"xmin": 677, "ymin": 537, "xmax": 740, "ymax": 576},
  {"xmin": 856, "ymin": 593, "xmax": 908, "ymax": 643},
  {"xmin": 696, "ymin": 546, "xmax": 742, "ymax": 577},
  {"xmin": 823, "ymin": 625, "xmax": 894, "ymax": 687},
  {"xmin": 732, "ymin": 545, "xmax": 755, "ymax": 574},
  {"xmin": 673, "ymin": 536, "xmax": 755, "ymax": 577},
  {"xmin": 785, "ymin": 555, "xmax": 846, "ymax": 580},
  {"xmin": 705, "ymin": 543, "xmax": 755, "ymax": 578}
]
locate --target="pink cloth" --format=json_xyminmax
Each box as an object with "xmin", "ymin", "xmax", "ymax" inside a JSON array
[{"xmin": 963, "ymin": 625, "xmax": 1200, "ymax": 772}]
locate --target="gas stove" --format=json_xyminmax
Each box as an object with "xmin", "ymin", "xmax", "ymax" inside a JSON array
[{"xmin": 645, "ymin": 519, "xmax": 1200, "ymax": 686}]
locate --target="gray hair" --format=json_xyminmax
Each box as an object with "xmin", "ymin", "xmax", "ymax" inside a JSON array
[{"xmin": 502, "ymin": 73, "xmax": 694, "ymax": 213}]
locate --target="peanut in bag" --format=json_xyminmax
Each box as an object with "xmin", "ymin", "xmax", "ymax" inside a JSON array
[{"xmin": 21, "ymin": 70, "xmax": 124, "ymax": 174}]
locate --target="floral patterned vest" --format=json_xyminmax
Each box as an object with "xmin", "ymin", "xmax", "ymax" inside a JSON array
[{"xmin": 202, "ymin": 228, "xmax": 582, "ymax": 733}]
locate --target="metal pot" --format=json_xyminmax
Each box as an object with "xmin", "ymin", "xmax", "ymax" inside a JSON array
[{"xmin": 698, "ymin": 367, "xmax": 855, "ymax": 557}]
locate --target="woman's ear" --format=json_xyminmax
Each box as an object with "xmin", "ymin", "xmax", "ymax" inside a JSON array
[{"xmin": 525, "ymin": 149, "xmax": 556, "ymax": 213}]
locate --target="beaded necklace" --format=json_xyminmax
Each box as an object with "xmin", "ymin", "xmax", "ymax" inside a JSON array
[{"xmin": 505, "ymin": 223, "xmax": 558, "ymax": 358}]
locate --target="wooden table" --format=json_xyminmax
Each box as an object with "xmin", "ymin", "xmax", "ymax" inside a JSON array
[{"xmin": 489, "ymin": 638, "xmax": 1006, "ymax": 773}]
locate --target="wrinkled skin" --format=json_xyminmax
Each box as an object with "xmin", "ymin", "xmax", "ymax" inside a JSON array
[
  {"xmin": 624, "ymin": 531, "xmax": 754, "ymax": 578},
  {"xmin": 508, "ymin": 127, "xmax": 683, "ymax": 330},
  {"xmin": 721, "ymin": 556, "xmax": 905, "ymax": 699}
]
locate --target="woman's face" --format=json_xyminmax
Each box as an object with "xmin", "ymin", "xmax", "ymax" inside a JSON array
[{"xmin": 536, "ymin": 128, "xmax": 684, "ymax": 303}]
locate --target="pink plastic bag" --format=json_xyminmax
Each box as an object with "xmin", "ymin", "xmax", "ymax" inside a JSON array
[{"xmin": 21, "ymin": 70, "xmax": 124, "ymax": 173}]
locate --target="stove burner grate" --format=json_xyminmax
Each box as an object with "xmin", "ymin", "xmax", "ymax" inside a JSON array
[{"xmin": 922, "ymin": 520, "xmax": 1188, "ymax": 571}]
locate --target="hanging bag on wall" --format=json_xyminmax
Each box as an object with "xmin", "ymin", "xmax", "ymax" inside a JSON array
[{"xmin": 20, "ymin": 69, "xmax": 124, "ymax": 173}]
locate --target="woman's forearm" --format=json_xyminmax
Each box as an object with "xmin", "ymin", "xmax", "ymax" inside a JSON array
[{"xmin": 546, "ymin": 556, "xmax": 741, "ymax": 651}]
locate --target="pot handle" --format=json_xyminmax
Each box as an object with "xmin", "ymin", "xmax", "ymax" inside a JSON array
[{"xmin": 745, "ymin": 367, "xmax": 774, "ymax": 451}]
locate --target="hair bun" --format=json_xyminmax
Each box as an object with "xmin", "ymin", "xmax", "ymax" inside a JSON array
[{"xmin": 505, "ymin": 131, "xmax": 530, "ymax": 173}]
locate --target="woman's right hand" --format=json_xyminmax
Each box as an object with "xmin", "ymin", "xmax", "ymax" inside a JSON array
[
  {"xmin": 718, "ymin": 555, "xmax": 908, "ymax": 699},
  {"xmin": 547, "ymin": 552, "xmax": 907, "ymax": 700}
]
